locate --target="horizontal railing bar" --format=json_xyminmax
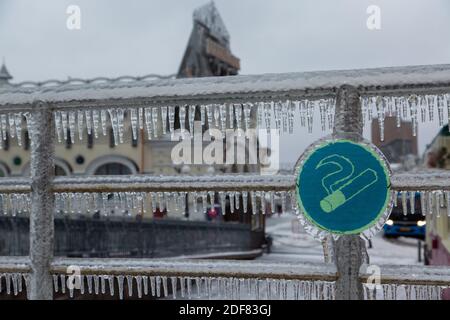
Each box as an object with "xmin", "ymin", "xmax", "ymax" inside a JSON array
[
  {"xmin": 390, "ymin": 171, "xmax": 450, "ymax": 191},
  {"xmin": 51, "ymin": 175, "xmax": 295, "ymax": 193},
  {"xmin": 359, "ymin": 264, "xmax": 450, "ymax": 287},
  {"xmin": 50, "ymin": 258, "xmax": 338, "ymax": 281},
  {"xmin": 2, "ymin": 64, "xmax": 450, "ymax": 109},
  {"xmin": 0, "ymin": 171, "xmax": 449, "ymax": 193},
  {"xmin": 0, "ymin": 256, "xmax": 31, "ymax": 273}
]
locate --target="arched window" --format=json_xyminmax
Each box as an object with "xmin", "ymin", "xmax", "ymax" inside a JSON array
[
  {"xmin": 21, "ymin": 159, "xmax": 72, "ymax": 176},
  {"xmin": 0, "ymin": 162, "xmax": 10, "ymax": 177},
  {"xmin": 85, "ymin": 155, "xmax": 138, "ymax": 175},
  {"xmin": 94, "ymin": 163, "xmax": 133, "ymax": 175}
]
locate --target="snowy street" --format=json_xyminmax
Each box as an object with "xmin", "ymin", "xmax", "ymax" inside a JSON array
[{"xmin": 259, "ymin": 213, "xmax": 423, "ymax": 266}]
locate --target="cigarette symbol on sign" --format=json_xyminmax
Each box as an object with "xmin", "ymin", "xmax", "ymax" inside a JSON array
[{"xmin": 316, "ymin": 155, "xmax": 378, "ymax": 213}]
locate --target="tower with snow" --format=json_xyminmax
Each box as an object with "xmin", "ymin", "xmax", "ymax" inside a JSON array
[{"xmin": 178, "ymin": 1, "xmax": 240, "ymax": 78}]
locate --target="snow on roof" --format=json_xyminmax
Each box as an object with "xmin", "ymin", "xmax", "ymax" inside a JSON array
[{"xmin": 1, "ymin": 64, "xmax": 450, "ymax": 107}]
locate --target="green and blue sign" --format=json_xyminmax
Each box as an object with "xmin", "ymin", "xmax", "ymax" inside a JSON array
[{"xmin": 296, "ymin": 139, "xmax": 390, "ymax": 235}]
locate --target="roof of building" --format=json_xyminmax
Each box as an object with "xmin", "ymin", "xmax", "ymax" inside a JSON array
[
  {"xmin": 0, "ymin": 61, "xmax": 12, "ymax": 81},
  {"xmin": 193, "ymin": 1, "xmax": 230, "ymax": 49}
]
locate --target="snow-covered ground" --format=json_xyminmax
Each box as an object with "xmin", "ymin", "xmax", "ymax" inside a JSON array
[{"xmin": 260, "ymin": 213, "xmax": 423, "ymax": 266}]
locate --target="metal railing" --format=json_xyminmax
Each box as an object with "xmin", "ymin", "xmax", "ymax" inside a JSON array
[{"xmin": 1, "ymin": 64, "xmax": 450, "ymax": 300}]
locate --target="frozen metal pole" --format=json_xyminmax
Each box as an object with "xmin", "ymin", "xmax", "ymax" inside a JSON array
[
  {"xmin": 332, "ymin": 85, "xmax": 368, "ymax": 300},
  {"xmin": 29, "ymin": 101, "xmax": 54, "ymax": 300}
]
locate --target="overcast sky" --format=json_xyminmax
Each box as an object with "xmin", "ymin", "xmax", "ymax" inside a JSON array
[{"xmin": 1, "ymin": 0, "xmax": 449, "ymax": 163}]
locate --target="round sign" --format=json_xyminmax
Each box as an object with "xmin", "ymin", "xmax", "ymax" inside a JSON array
[{"xmin": 295, "ymin": 139, "xmax": 391, "ymax": 235}]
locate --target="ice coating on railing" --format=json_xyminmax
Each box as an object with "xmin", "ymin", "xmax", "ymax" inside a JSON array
[
  {"xmin": 51, "ymin": 273, "xmax": 336, "ymax": 300},
  {"xmin": 50, "ymin": 190, "xmax": 293, "ymax": 217}
]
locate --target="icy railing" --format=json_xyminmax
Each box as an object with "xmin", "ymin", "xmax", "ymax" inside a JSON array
[
  {"xmin": 0, "ymin": 172, "xmax": 449, "ymax": 217},
  {"xmin": 0, "ymin": 175, "xmax": 293, "ymax": 217},
  {"xmin": 360, "ymin": 264, "xmax": 450, "ymax": 300},
  {"xmin": 1, "ymin": 172, "xmax": 449, "ymax": 218},
  {"xmin": 2, "ymin": 257, "xmax": 450, "ymax": 300},
  {"xmin": 1, "ymin": 64, "xmax": 450, "ymax": 300},
  {"xmin": 50, "ymin": 258, "xmax": 337, "ymax": 300},
  {"xmin": 1, "ymin": 64, "xmax": 450, "ymax": 146},
  {"xmin": 0, "ymin": 257, "xmax": 337, "ymax": 300}
]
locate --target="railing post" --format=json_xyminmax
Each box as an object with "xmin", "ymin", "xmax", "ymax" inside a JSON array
[
  {"xmin": 332, "ymin": 85, "xmax": 368, "ymax": 300},
  {"xmin": 29, "ymin": 101, "xmax": 54, "ymax": 300}
]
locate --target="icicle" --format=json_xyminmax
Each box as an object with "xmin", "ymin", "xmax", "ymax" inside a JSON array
[
  {"xmin": 117, "ymin": 108, "xmax": 125, "ymax": 143},
  {"xmin": 171, "ymin": 276, "xmax": 177, "ymax": 299},
  {"xmin": 235, "ymin": 104, "xmax": 242, "ymax": 131},
  {"xmin": 206, "ymin": 104, "xmax": 213, "ymax": 129},
  {"xmin": 214, "ymin": 105, "xmax": 220, "ymax": 127},
  {"xmin": 242, "ymin": 191, "xmax": 248, "ymax": 213},
  {"xmin": 144, "ymin": 108, "xmax": 152, "ymax": 139},
  {"xmin": 427, "ymin": 95, "xmax": 435, "ymax": 122},
  {"xmin": 376, "ymin": 97, "xmax": 385, "ymax": 141},
  {"xmin": 189, "ymin": 105, "xmax": 196, "ymax": 137},
  {"xmin": 86, "ymin": 275, "xmax": 93, "ymax": 294},
  {"xmin": 219, "ymin": 104, "xmax": 227, "ymax": 134},
  {"xmin": 401, "ymin": 191, "xmax": 408, "ymax": 216},
  {"xmin": 7, "ymin": 114, "xmax": 15, "ymax": 139},
  {"xmin": 250, "ymin": 191, "xmax": 257, "ymax": 215},
  {"xmin": 168, "ymin": 106, "xmax": 175, "ymax": 134},
  {"xmin": 142, "ymin": 276, "xmax": 148, "ymax": 296},
  {"xmin": 93, "ymin": 275, "xmax": 99, "ymax": 295},
  {"xmin": 437, "ymin": 95, "xmax": 445, "ymax": 126},
  {"xmin": 420, "ymin": 191, "xmax": 426, "ymax": 216},
  {"xmin": 161, "ymin": 106, "xmax": 168, "ymax": 135},
  {"xmin": 319, "ymin": 100, "xmax": 327, "ymax": 131},
  {"xmin": 179, "ymin": 277, "xmax": 185, "ymax": 298},
  {"xmin": 162, "ymin": 276, "xmax": 168, "ymax": 297},
  {"xmin": 92, "ymin": 110, "xmax": 100, "ymax": 139},
  {"xmin": 54, "ymin": 111, "xmax": 62, "ymax": 142},
  {"xmin": 243, "ymin": 103, "xmax": 252, "ymax": 131},
  {"xmin": 288, "ymin": 101, "xmax": 295, "ymax": 134},
  {"xmin": 150, "ymin": 276, "xmax": 156, "ymax": 296},
  {"xmin": 117, "ymin": 275, "xmax": 124, "ymax": 300},
  {"xmin": 281, "ymin": 191, "xmax": 287, "ymax": 214},
  {"xmin": 14, "ymin": 113, "xmax": 22, "ymax": 146},
  {"xmin": 152, "ymin": 107, "xmax": 159, "ymax": 138},
  {"xmin": 85, "ymin": 109, "xmax": 92, "ymax": 136},
  {"xmin": 229, "ymin": 192, "xmax": 235, "ymax": 213},
  {"xmin": 130, "ymin": 108, "xmax": 138, "ymax": 141},
  {"xmin": 208, "ymin": 191, "xmax": 215, "ymax": 212},
  {"xmin": 199, "ymin": 105, "xmax": 206, "ymax": 128},
  {"xmin": 100, "ymin": 109, "xmax": 108, "ymax": 136},
  {"xmin": 108, "ymin": 109, "xmax": 119, "ymax": 145},
  {"xmin": 61, "ymin": 111, "xmax": 68, "ymax": 141},
  {"xmin": 409, "ymin": 191, "xmax": 416, "ymax": 215},
  {"xmin": 273, "ymin": 102, "xmax": 282, "ymax": 130},
  {"xmin": 306, "ymin": 100, "xmax": 314, "ymax": 133},
  {"xmin": 219, "ymin": 191, "xmax": 226, "ymax": 215},
  {"xmin": 260, "ymin": 191, "xmax": 266, "ymax": 215},
  {"xmin": 229, "ymin": 104, "xmax": 235, "ymax": 129},
  {"xmin": 179, "ymin": 105, "xmax": 186, "ymax": 134},
  {"xmin": 126, "ymin": 275, "xmax": 133, "ymax": 297},
  {"xmin": 53, "ymin": 274, "xmax": 59, "ymax": 293},
  {"xmin": 235, "ymin": 191, "xmax": 240, "ymax": 210},
  {"xmin": 428, "ymin": 191, "xmax": 433, "ymax": 216},
  {"xmin": 446, "ymin": 191, "xmax": 450, "ymax": 217},
  {"xmin": 68, "ymin": 111, "xmax": 76, "ymax": 144},
  {"xmin": 76, "ymin": 110, "xmax": 84, "ymax": 141},
  {"xmin": 107, "ymin": 276, "xmax": 114, "ymax": 296},
  {"xmin": 409, "ymin": 95, "xmax": 418, "ymax": 137},
  {"xmin": 446, "ymin": 94, "xmax": 450, "ymax": 131},
  {"xmin": 264, "ymin": 102, "xmax": 272, "ymax": 131}
]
